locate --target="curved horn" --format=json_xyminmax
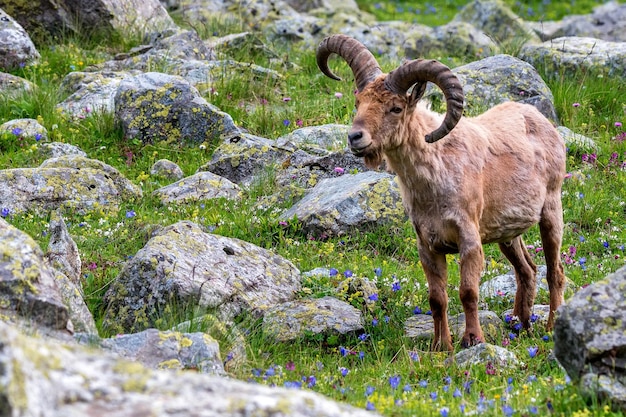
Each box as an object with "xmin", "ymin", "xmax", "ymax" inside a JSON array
[
  {"xmin": 385, "ymin": 60, "xmax": 464, "ymax": 143},
  {"xmin": 316, "ymin": 34, "xmax": 383, "ymax": 92}
]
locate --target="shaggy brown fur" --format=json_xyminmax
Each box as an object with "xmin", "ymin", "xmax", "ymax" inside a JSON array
[{"xmin": 320, "ymin": 43, "xmax": 567, "ymax": 350}]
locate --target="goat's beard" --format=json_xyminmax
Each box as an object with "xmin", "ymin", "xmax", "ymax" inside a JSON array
[{"xmin": 363, "ymin": 148, "xmax": 384, "ymax": 170}]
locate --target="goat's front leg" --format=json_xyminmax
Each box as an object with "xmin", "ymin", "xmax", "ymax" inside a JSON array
[
  {"xmin": 418, "ymin": 242, "xmax": 452, "ymax": 351},
  {"xmin": 458, "ymin": 230, "xmax": 485, "ymax": 348}
]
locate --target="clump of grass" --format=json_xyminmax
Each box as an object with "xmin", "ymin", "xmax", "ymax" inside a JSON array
[{"xmin": 1, "ymin": 1, "xmax": 625, "ymax": 416}]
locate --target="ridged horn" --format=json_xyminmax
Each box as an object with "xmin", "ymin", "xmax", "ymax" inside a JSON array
[
  {"xmin": 316, "ymin": 34, "xmax": 383, "ymax": 93},
  {"xmin": 385, "ymin": 60, "xmax": 464, "ymax": 143}
]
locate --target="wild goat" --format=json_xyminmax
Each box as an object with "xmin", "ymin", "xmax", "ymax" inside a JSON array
[{"xmin": 317, "ymin": 34, "xmax": 566, "ymax": 351}]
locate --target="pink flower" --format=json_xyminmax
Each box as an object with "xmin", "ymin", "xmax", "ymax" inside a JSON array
[
  {"xmin": 334, "ymin": 92, "xmax": 343, "ymax": 98},
  {"xmin": 282, "ymin": 97, "xmax": 291, "ymax": 102},
  {"xmin": 334, "ymin": 167, "xmax": 345, "ymax": 175},
  {"xmin": 572, "ymin": 102, "xmax": 580, "ymax": 107},
  {"xmin": 615, "ymin": 122, "xmax": 623, "ymax": 128}
]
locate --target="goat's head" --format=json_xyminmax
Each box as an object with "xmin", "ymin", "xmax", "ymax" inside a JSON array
[{"xmin": 317, "ymin": 34, "xmax": 465, "ymax": 167}]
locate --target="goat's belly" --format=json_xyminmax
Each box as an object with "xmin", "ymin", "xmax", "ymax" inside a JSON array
[{"xmin": 480, "ymin": 218, "xmax": 537, "ymax": 244}]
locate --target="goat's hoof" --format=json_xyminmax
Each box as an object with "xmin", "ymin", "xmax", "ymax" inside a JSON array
[{"xmin": 461, "ymin": 333, "xmax": 483, "ymax": 349}]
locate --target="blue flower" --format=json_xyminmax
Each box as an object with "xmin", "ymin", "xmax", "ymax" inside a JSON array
[
  {"xmin": 368, "ymin": 293, "xmax": 378, "ymax": 302},
  {"xmin": 365, "ymin": 385, "xmax": 375, "ymax": 396},
  {"xmin": 527, "ymin": 346, "xmax": 539, "ymax": 358},
  {"xmin": 403, "ymin": 384, "xmax": 412, "ymax": 392},
  {"xmin": 528, "ymin": 405, "xmax": 539, "ymax": 414},
  {"xmin": 413, "ymin": 306, "xmax": 422, "ymax": 314},
  {"xmin": 502, "ymin": 404, "xmax": 514, "ymax": 417},
  {"xmin": 389, "ymin": 375, "xmax": 401, "ymax": 389},
  {"xmin": 409, "ymin": 351, "xmax": 419, "ymax": 362},
  {"xmin": 358, "ymin": 333, "xmax": 369, "ymax": 341},
  {"xmin": 0, "ymin": 208, "xmax": 9, "ymax": 218},
  {"xmin": 35, "ymin": 133, "xmax": 43, "ymax": 141},
  {"xmin": 392, "ymin": 281, "xmax": 401, "ymax": 291},
  {"xmin": 126, "ymin": 210, "xmax": 136, "ymax": 218},
  {"xmin": 339, "ymin": 346, "xmax": 348, "ymax": 356},
  {"xmin": 340, "ymin": 367, "xmax": 349, "ymax": 377},
  {"xmin": 440, "ymin": 407, "xmax": 450, "ymax": 417},
  {"xmin": 344, "ymin": 270, "xmax": 353, "ymax": 277},
  {"xmin": 11, "ymin": 127, "xmax": 22, "ymax": 136},
  {"xmin": 366, "ymin": 401, "xmax": 375, "ymax": 411},
  {"xmin": 283, "ymin": 119, "xmax": 290, "ymax": 126},
  {"xmin": 307, "ymin": 375, "xmax": 316, "ymax": 388},
  {"xmin": 419, "ymin": 380, "xmax": 428, "ymax": 388},
  {"xmin": 371, "ymin": 318, "xmax": 378, "ymax": 326},
  {"xmin": 530, "ymin": 313, "xmax": 539, "ymax": 322},
  {"xmin": 542, "ymin": 335, "xmax": 550, "ymax": 342},
  {"xmin": 453, "ymin": 388, "xmax": 462, "ymax": 398},
  {"xmin": 430, "ymin": 391, "xmax": 438, "ymax": 400},
  {"xmin": 374, "ymin": 267, "xmax": 382, "ymax": 277},
  {"xmin": 329, "ymin": 268, "xmax": 338, "ymax": 276}
]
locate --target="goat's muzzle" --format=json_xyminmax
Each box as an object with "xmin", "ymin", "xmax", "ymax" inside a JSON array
[{"xmin": 347, "ymin": 130, "xmax": 370, "ymax": 155}]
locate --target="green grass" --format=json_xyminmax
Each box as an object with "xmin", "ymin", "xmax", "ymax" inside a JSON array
[{"xmin": 1, "ymin": 1, "xmax": 626, "ymax": 416}]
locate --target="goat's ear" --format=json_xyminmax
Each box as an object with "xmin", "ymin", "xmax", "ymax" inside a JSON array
[{"xmin": 408, "ymin": 82, "xmax": 427, "ymax": 108}]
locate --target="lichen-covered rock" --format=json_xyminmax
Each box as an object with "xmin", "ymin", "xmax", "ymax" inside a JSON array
[
  {"xmin": 450, "ymin": 311, "xmax": 504, "ymax": 345},
  {"xmin": 277, "ymin": 124, "xmax": 349, "ymax": 151},
  {"xmin": 199, "ymin": 132, "xmax": 291, "ymax": 186},
  {"xmin": 0, "ymin": 8, "xmax": 40, "ymax": 70},
  {"xmin": 99, "ymin": 329, "xmax": 225, "ymax": 375},
  {"xmin": 208, "ymin": 32, "xmax": 279, "ymax": 60},
  {"xmin": 152, "ymin": 171, "xmax": 242, "ymax": 204},
  {"xmin": 531, "ymin": 2, "xmax": 626, "ymax": 42},
  {"xmin": 115, "ymin": 72, "xmax": 240, "ymax": 146},
  {"xmin": 38, "ymin": 142, "xmax": 87, "ymax": 159},
  {"xmin": 0, "ymin": 321, "xmax": 382, "ymax": 417},
  {"xmin": 480, "ymin": 265, "xmax": 577, "ymax": 301},
  {"xmin": 280, "ymin": 171, "xmax": 406, "ymax": 237},
  {"xmin": 0, "ymin": 156, "xmax": 141, "ymax": 215},
  {"xmin": 44, "ymin": 211, "xmax": 81, "ymax": 285},
  {"xmin": 102, "ymin": 221, "xmax": 301, "ymax": 334},
  {"xmin": 336, "ymin": 276, "xmax": 379, "ymax": 312},
  {"xmin": 0, "ymin": 71, "xmax": 35, "ymax": 97},
  {"xmin": 39, "ymin": 155, "xmax": 142, "ymax": 201},
  {"xmin": 405, "ymin": 311, "xmax": 504, "ymax": 344},
  {"xmin": 57, "ymin": 71, "xmax": 138, "ymax": 117},
  {"xmin": 428, "ymin": 54, "xmax": 558, "ymax": 123},
  {"xmin": 150, "ymin": 158, "xmax": 184, "ymax": 180},
  {"xmin": 519, "ymin": 37, "xmax": 626, "ymax": 80},
  {"xmin": 406, "ymin": 21, "xmax": 495, "ymax": 60},
  {"xmin": 262, "ymin": 296, "xmax": 364, "ymax": 342},
  {"xmin": 554, "ymin": 265, "xmax": 626, "ymax": 411},
  {"xmin": 0, "ymin": 118, "xmax": 47, "ymax": 142},
  {"xmin": 453, "ymin": 0, "xmax": 540, "ymax": 44},
  {"xmin": 0, "ymin": 218, "xmax": 70, "ymax": 332},
  {"xmin": 285, "ymin": 0, "xmax": 359, "ymax": 12},
  {"xmin": 450, "ymin": 342, "xmax": 523, "ymax": 370},
  {"xmin": 4, "ymin": 0, "xmax": 176, "ymax": 41}
]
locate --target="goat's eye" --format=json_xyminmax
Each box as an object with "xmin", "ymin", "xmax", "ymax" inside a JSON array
[{"xmin": 390, "ymin": 106, "xmax": 403, "ymax": 114}]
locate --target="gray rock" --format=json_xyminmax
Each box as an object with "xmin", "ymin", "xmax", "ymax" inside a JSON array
[
  {"xmin": 285, "ymin": 0, "xmax": 359, "ymax": 13},
  {"xmin": 480, "ymin": 265, "xmax": 577, "ymax": 300},
  {"xmin": 57, "ymin": 71, "xmax": 137, "ymax": 117},
  {"xmin": 150, "ymin": 158, "xmax": 184, "ymax": 180},
  {"xmin": 406, "ymin": 21, "xmax": 495, "ymax": 60},
  {"xmin": 581, "ymin": 374, "xmax": 626, "ymax": 412},
  {"xmin": 428, "ymin": 54, "xmax": 558, "ymax": 123},
  {"xmin": 405, "ymin": 311, "xmax": 504, "ymax": 344},
  {"xmin": 6, "ymin": 0, "xmax": 176, "ymax": 40},
  {"xmin": 0, "ymin": 8, "xmax": 40, "ymax": 70},
  {"xmin": 558, "ymin": 126, "xmax": 598, "ymax": 153},
  {"xmin": 40, "ymin": 155, "xmax": 142, "ymax": 201},
  {"xmin": 519, "ymin": 37, "xmax": 626, "ymax": 80},
  {"xmin": 262, "ymin": 296, "xmax": 364, "ymax": 342},
  {"xmin": 336, "ymin": 276, "xmax": 379, "ymax": 312},
  {"xmin": 453, "ymin": 0, "xmax": 540, "ymax": 44},
  {"xmin": 199, "ymin": 132, "xmax": 291, "ymax": 186},
  {"xmin": 0, "ymin": 118, "xmax": 47, "ymax": 142},
  {"xmin": 532, "ymin": 2, "xmax": 626, "ymax": 42},
  {"xmin": 450, "ymin": 342, "xmax": 523, "ymax": 370},
  {"xmin": 0, "ymin": 71, "xmax": 35, "ymax": 97},
  {"xmin": 114, "ymin": 72, "xmax": 240, "ymax": 146},
  {"xmin": 280, "ymin": 171, "xmax": 406, "ymax": 238},
  {"xmin": 277, "ymin": 124, "xmax": 349, "ymax": 151},
  {"xmin": 102, "ymin": 221, "xmax": 301, "ymax": 333},
  {"xmin": 0, "ymin": 218, "xmax": 70, "ymax": 332},
  {"xmin": 176, "ymin": 59, "xmax": 283, "ymax": 92},
  {"xmin": 100, "ymin": 329, "xmax": 225, "ymax": 375},
  {"xmin": 554, "ymin": 265, "xmax": 626, "ymax": 411},
  {"xmin": 153, "ymin": 171, "xmax": 242, "ymax": 204},
  {"xmin": 45, "ymin": 211, "xmax": 82, "ymax": 285},
  {"xmin": 0, "ymin": 321, "xmax": 383, "ymax": 417},
  {"xmin": 208, "ymin": 32, "xmax": 278, "ymax": 60},
  {"xmin": 0, "ymin": 156, "xmax": 142, "ymax": 216},
  {"xmin": 502, "ymin": 304, "xmax": 552, "ymax": 327},
  {"xmin": 38, "ymin": 142, "xmax": 87, "ymax": 159}
]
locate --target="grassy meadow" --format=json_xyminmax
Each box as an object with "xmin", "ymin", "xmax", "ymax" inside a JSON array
[{"xmin": 1, "ymin": 0, "xmax": 626, "ymax": 415}]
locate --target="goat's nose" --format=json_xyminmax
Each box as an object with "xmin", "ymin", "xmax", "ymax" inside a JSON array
[{"xmin": 348, "ymin": 131, "xmax": 363, "ymax": 145}]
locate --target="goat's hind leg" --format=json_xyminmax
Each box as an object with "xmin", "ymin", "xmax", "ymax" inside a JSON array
[
  {"xmin": 498, "ymin": 236, "xmax": 537, "ymax": 329},
  {"xmin": 539, "ymin": 194, "xmax": 566, "ymax": 330}
]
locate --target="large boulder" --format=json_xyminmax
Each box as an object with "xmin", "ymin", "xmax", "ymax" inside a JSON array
[
  {"xmin": 519, "ymin": 37, "xmax": 626, "ymax": 81},
  {"xmin": 0, "ymin": 155, "xmax": 141, "ymax": 216},
  {"xmin": 428, "ymin": 54, "xmax": 558, "ymax": 123},
  {"xmin": 280, "ymin": 171, "xmax": 407, "ymax": 238},
  {"xmin": 554, "ymin": 265, "xmax": 626, "ymax": 411},
  {"xmin": 0, "ymin": 321, "xmax": 382, "ymax": 417},
  {"xmin": 114, "ymin": 72, "xmax": 240, "ymax": 146},
  {"xmin": 152, "ymin": 171, "xmax": 243, "ymax": 204},
  {"xmin": 2, "ymin": 0, "xmax": 177, "ymax": 41},
  {"xmin": 102, "ymin": 221, "xmax": 301, "ymax": 334},
  {"xmin": 0, "ymin": 8, "xmax": 39, "ymax": 70}
]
